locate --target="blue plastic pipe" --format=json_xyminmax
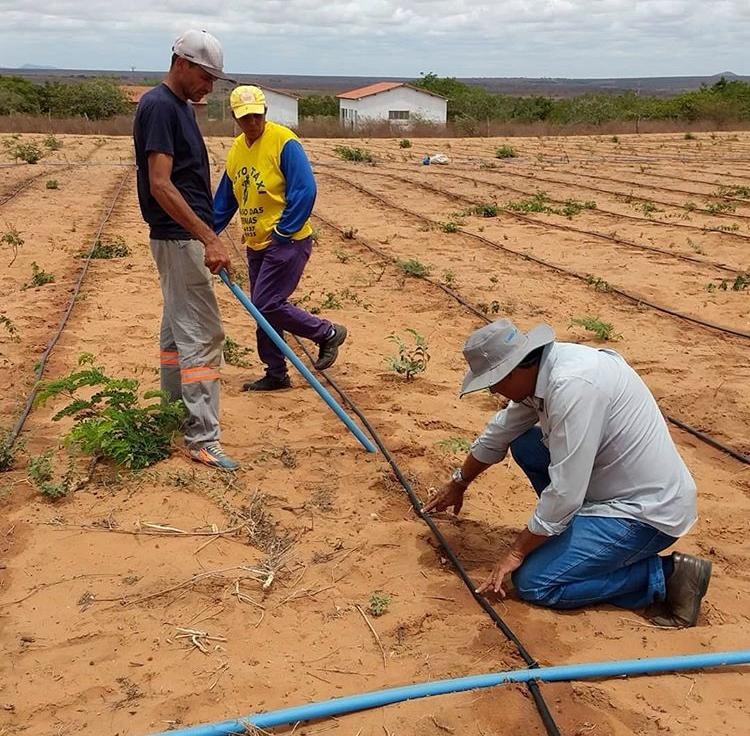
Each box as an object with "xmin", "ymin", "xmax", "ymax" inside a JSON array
[
  {"xmin": 219, "ymin": 270, "xmax": 376, "ymax": 453},
  {"xmin": 152, "ymin": 649, "xmax": 750, "ymax": 736}
]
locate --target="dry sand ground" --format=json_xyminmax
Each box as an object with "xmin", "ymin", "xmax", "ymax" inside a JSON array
[{"xmin": 0, "ymin": 132, "xmax": 749, "ymax": 736}]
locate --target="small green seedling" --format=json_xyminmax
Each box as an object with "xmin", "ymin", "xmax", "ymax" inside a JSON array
[
  {"xmin": 22, "ymin": 262, "xmax": 55, "ymax": 290},
  {"xmin": 46, "ymin": 179, "xmax": 59, "ymax": 190},
  {"xmin": 704, "ymin": 200, "xmax": 735, "ymax": 214},
  {"xmin": 585, "ymin": 274, "xmax": 610, "ymax": 292},
  {"xmin": 709, "ymin": 274, "xmax": 750, "ymax": 292},
  {"xmin": 468, "ymin": 203, "xmax": 499, "ymax": 218},
  {"xmin": 506, "ymin": 191, "xmax": 552, "ymax": 214},
  {"xmin": 386, "ymin": 329, "xmax": 430, "ymax": 380},
  {"xmin": 438, "ymin": 221, "xmax": 460, "ymax": 233},
  {"xmin": 2, "ymin": 226, "xmax": 24, "ymax": 265},
  {"xmin": 399, "ymin": 139, "xmax": 412, "ymax": 149},
  {"xmin": 223, "ymin": 336, "xmax": 253, "ymax": 368},
  {"xmin": 686, "ymin": 238, "xmax": 705, "ymax": 254},
  {"xmin": 0, "ymin": 431, "xmax": 17, "ymax": 471},
  {"xmin": 43, "ymin": 134, "xmax": 63, "ymax": 151},
  {"xmin": 570, "ymin": 316, "xmax": 620, "ymax": 341},
  {"xmin": 560, "ymin": 199, "xmax": 596, "ymax": 218},
  {"xmin": 638, "ymin": 201, "xmax": 661, "ymax": 217},
  {"xmin": 368, "ymin": 591, "xmax": 391, "ymax": 617},
  {"xmin": 334, "ymin": 145, "xmax": 374, "ymax": 163},
  {"xmin": 717, "ymin": 184, "xmax": 750, "ymax": 199},
  {"xmin": 684, "ymin": 132, "xmax": 696, "ymax": 140},
  {"xmin": 0, "ymin": 315, "xmax": 20, "ymax": 342},
  {"xmin": 28, "ymin": 450, "xmax": 70, "ymax": 500},
  {"xmin": 477, "ymin": 300, "xmax": 501, "ymax": 315},
  {"xmin": 441, "ymin": 270, "xmax": 456, "ymax": 286},
  {"xmin": 90, "ymin": 236, "xmax": 130, "ymax": 259},
  {"xmin": 320, "ymin": 291, "xmax": 343, "ymax": 309},
  {"xmin": 397, "ymin": 258, "xmax": 431, "ymax": 278},
  {"xmin": 495, "ymin": 145, "xmax": 518, "ymax": 159},
  {"xmin": 333, "ymin": 247, "xmax": 352, "ymax": 263},
  {"xmin": 437, "ymin": 437, "xmax": 472, "ymax": 455}
]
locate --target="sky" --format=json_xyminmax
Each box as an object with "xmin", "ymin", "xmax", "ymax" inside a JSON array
[{"xmin": 0, "ymin": 0, "xmax": 747, "ymax": 78}]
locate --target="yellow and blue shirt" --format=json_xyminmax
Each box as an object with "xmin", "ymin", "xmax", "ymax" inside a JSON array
[{"xmin": 213, "ymin": 121, "xmax": 315, "ymax": 250}]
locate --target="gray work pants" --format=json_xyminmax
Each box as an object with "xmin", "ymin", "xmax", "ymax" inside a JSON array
[{"xmin": 150, "ymin": 238, "xmax": 224, "ymax": 448}]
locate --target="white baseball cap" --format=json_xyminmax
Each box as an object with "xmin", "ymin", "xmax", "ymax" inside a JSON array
[{"xmin": 172, "ymin": 29, "xmax": 235, "ymax": 82}]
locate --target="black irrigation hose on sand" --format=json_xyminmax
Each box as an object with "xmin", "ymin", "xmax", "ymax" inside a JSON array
[
  {"xmin": 664, "ymin": 416, "xmax": 750, "ymax": 465},
  {"xmin": 289, "ymin": 336, "xmax": 562, "ymax": 736},
  {"xmin": 0, "ymin": 166, "xmax": 133, "ymax": 457}
]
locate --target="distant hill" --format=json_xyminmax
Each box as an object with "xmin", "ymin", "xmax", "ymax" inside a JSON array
[{"xmin": 1, "ymin": 68, "xmax": 748, "ymax": 98}]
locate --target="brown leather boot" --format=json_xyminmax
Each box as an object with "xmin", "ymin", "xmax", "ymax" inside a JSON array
[{"xmin": 650, "ymin": 552, "xmax": 712, "ymax": 628}]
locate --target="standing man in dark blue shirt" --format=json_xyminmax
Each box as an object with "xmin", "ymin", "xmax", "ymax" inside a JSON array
[{"xmin": 134, "ymin": 29, "xmax": 239, "ymax": 470}]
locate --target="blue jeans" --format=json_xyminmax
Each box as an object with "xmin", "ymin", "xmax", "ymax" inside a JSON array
[{"xmin": 508, "ymin": 427, "xmax": 676, "ymax": 610}]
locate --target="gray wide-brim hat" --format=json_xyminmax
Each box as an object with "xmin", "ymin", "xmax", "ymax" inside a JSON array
[{"xmin": 460, "ymin": 319, "xmax": 555, "ymax": 397}]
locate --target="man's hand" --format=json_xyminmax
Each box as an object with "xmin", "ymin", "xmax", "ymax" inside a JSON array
[
  {"xmin": 423, "ymin": 480, "xmax": 466, "ymax": 515},
  {"xmin": 475, "ymin": 550, "xmax": 525, "ymax": 597},
  {"xmin": 204, "ymin": 235, "xmax": 231, "ymax": 274}
]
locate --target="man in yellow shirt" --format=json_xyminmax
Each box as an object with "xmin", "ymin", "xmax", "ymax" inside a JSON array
[{"xmin": 214, "ymin": 85, "xmax": 346, "ymax": 391}]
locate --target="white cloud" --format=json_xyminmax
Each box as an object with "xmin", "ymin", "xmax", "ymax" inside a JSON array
[{"xmin": 0, "ymin": 0, "xmax": 747, "ymax": 76}]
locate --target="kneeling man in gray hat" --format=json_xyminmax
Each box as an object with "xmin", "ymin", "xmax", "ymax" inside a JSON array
[{"xmin": 424, "ymin": 319, "xmax": 711, "ymax": 627}]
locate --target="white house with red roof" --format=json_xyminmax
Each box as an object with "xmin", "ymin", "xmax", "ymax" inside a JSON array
[{"xmin": 336, "ymin": 82, "xmax": 447, "ymax": 128}]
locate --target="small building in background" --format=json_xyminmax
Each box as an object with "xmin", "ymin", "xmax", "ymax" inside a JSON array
[
  {"xmin": 337, "ymin": 82, "xmax": 447, "ymax": 129},
  {"xmin": 120, "ymin": 84, "xmax": 208, "ymax": 124},
  {"xmin": 261, "ymin": 87, "xmax": 299, "ymax": 128}
]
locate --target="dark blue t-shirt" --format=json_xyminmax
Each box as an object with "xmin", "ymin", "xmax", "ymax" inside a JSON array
[{"xmin": 133, "ymin": 84, "xmax": 212, "ymax": 240}]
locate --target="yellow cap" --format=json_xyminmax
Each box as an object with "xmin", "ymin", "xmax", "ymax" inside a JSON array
[{"xmin": 230, "ymin": 85, "xmax": 267, "ymax": 118}]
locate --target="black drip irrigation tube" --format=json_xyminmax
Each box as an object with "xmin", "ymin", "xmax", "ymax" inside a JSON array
[
  {"xmin": 312, "ymin": 213, "xmax": 750, "ymax": 471},
  {"xmin": 289, "ymin": 336, "xmax": 562, "ymax": 736},
  {"xmin": 1, "ymin": 166, "xmax": 133, "ymax": 456}
]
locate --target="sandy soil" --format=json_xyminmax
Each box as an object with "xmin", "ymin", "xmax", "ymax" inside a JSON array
[{"xmin": 0, "ymin": 132, "xmax": 748, "ymax": 736}]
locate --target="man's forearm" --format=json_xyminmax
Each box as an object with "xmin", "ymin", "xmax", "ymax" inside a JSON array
[
  {"xmin": 151, "ymin": 180, "xmax": 216, "ymax": 244},
  {"xmin": 511, "ymin": 526, "xmax": 548, "ymax": 558},
  {"xmin": 460, "ymin": 453, "xmax": 492, "ymax": 484}
]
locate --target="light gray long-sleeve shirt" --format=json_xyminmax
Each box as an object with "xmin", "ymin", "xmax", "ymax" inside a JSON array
[{"xmin": 470, "ymin": 342, "xmax": 697, "ymax": 537}]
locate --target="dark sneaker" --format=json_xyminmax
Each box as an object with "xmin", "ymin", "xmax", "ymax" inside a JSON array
[
  {"xmin": 242, "ymin": 374, "xmax": 292, "ymax": 392},
  {"xmin": 189, "ymin": 441, "xmax": 239, "ymax": 471},
  {"xmin": 314, "ymin": 324, "xmax": 348, "ymax": 371},
  {"xmin": 650, "ymin": 552, "xmax": 712, "ymax": 628}
]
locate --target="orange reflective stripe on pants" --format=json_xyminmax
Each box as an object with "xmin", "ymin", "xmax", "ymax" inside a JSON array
[
  {"xmin": 181, "ymin": 365, "xmax": 221, "ymax": 384},
  {"xmin": 160, "ymin": 350, "xmax": 179, "ymax": 366}
]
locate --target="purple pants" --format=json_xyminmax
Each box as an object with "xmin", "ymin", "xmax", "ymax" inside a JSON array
[{"xmin": 247, "ymin": 236, "xmax": 331, "ymax": 377}]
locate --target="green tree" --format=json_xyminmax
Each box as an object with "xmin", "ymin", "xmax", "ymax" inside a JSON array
[
  {"xmin": 299, "ymin": 94, "xmax": 339, "ymax": 117},
  {"xmin": 0, "ymin": 76, "xmax": 42, "ymax": 115},
  {"xmin": 42, "ymin": 79, "xmax": 129, "ymax": 119}
]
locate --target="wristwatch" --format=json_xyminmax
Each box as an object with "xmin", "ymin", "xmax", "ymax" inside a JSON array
[{"xmin": 451, "ymin": 467, "xmax": 469, "ymax": 488}]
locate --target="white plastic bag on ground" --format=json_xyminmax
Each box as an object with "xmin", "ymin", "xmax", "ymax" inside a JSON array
[{"xmin": 422, "ymin": 153, "xmax": 451, "ymax": 165}]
